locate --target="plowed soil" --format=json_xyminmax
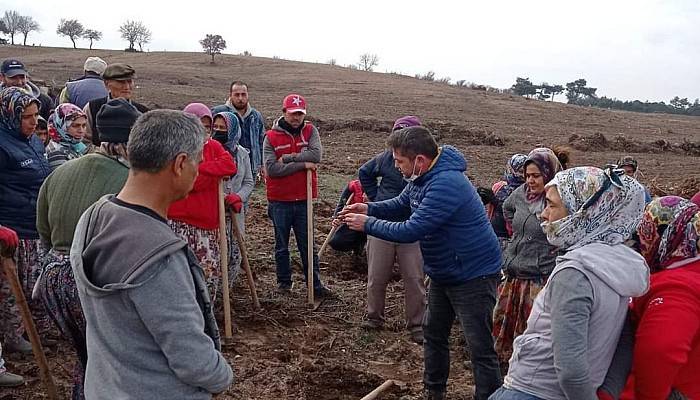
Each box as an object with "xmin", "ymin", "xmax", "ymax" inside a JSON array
[{"xmin": 1, "ymin": 46, "xmax": 698, "ymax": 399}]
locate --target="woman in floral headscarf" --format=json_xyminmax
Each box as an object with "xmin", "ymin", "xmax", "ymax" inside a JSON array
[
  {"xmin": 491, "ymin": 166, "xmax": 649, "ymax": 400},
  {"xmin": 46, "ymin": 103, "xmax": 88, "ymax": 171},
  {"xmin": 490, "ymin": 154, "xmax": 528, "ymax": 250},
  {"xmin": 608, "ymin": 196, "xmax": 700, "ymax": 400},
  {"xmin": 213, "ymin": 111, "xmax": 254, "ymax": 288},
  {"xmin": 0, "ymin": 87, "xmax": 50, "ymax": 385},
  {"xmin": 493, "ymin": 148, "xmax": 562, "ymax": 366}
]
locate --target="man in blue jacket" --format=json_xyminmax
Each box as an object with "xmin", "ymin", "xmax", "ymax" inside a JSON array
[{"xmin": 340, "ymin": 126, "xmax": 502, "ymax": 400}]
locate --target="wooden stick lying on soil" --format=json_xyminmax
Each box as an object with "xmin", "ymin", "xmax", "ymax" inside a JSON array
[
  {"xmin": 229, "ymin": 213, "xmax": 260, "ymax": 310},
  {"xmin": 360, "ymin": 379, "xmax": 395, "ymax": 400},
  {"xmin": 318, "ymin": 195, "xmax": 353, "ymax": 260},
  {"xmin": 218, "ymin": 181, "xmax": 233, "ymax": 342},
  {"xmin": 0, "ymin": 251, "xmax": 58, "ymax": 400}
]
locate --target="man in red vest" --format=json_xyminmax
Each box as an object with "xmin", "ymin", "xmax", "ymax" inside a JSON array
[{"xmin": 263, "ymin": 94, "xmax": 331, "ymax": 297}]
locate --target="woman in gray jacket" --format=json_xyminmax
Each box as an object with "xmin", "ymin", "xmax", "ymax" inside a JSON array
[
  {"xmin": 493, "ymin": 147, "xmax": 562, "ymax": 366},
  {"xmin": 489, "ymin": 166, "xmax": 649, "ymax": 400}
]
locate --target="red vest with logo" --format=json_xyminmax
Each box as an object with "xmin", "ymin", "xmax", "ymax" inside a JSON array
[{"xmin": 265, "ymin": 123, "xmax": 318, "ymax": 201}]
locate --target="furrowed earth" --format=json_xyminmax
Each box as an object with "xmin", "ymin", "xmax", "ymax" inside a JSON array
[{"xmin": 1, "ymin": 46, "xmax": 698, "ymax": 399}]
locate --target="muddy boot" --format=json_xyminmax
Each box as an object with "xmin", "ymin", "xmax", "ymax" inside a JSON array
[
  {"xmin": 0, "ymin": 371, "xmax": 24, "ymax": 387},
  {"xmin": 424, "ymin": 388, "xmax": 446, "ymax": 400}
]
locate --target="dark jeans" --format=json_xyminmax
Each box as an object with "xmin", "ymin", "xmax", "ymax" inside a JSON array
[
  {"xmin": 424, "ymin": 274, "xmax": 502, "ymax": 400},
  {"xmin": 488, "ymin": 387, "xmax": 543, "ymax": 400},
  {"xmin": 268, "ymin": 200, "xmax": 323, "ymax": 291}
]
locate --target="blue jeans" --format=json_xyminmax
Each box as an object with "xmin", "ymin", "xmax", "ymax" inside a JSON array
[
  {"xmin": 424, "ymin": 274, "xmax": 502, "ymax": 400},
  {"xmin": 488, "ymin": 387, "xmax": 543, "ymax": 400},
  {"xmin": 268, "ymin": 201, "xmax": 323, "ymax": 291}
]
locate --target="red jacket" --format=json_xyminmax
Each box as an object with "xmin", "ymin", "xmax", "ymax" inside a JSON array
[
  {"xmin": 265, "ymin": 123, "xmax": 318, "ymax": 202},
  {"xmin": 621, "ymin": 259, "xmax": 700, "ymax": 400},
  {"xmin": 168, "ymin": 139, "xmax": 236, "ymax": 230},
  {"xmin": 348, "ymin": 179, "xmax": 364, "ymax": 204}
]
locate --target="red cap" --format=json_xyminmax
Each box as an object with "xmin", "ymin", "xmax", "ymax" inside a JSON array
[{"xmin": 283, "ymin": 94, "xmax": 307, "ymax": 114}]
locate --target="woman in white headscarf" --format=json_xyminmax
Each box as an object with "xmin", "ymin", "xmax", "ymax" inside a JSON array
[{"xmin": 490, "ymin": 166, "xmax": 650, "ymax": 400}]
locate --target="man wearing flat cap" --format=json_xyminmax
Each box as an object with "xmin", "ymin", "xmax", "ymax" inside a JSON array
[
  {"xmin": 58, "ymin": 56, "xmax": 109, "ymax": 109},
  {"xmin": 83, "ymin": 63, "xmax": 149, "ymax": 146}
]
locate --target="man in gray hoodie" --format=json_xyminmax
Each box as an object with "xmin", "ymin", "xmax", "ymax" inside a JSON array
[{"xmin": 70, "ymin": 110, "xmax": 233, "ymax": 399}]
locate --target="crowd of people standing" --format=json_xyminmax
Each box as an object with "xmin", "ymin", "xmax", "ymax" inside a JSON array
[{"xmin": 0, "ymin": 55, "xmax": 699, "ymax": 400}]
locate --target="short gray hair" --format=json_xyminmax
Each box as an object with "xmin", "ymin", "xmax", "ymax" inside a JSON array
[{"xmin": 127, "ymin": 110, "xmax": 205, "ymax": 173}]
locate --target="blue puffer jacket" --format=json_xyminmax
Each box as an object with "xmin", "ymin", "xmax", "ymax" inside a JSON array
[
  {"xmin": 0, "ymin": 126, "xmax": 50, "ymax": 239},
  {"xmin": 358, "ymin": 150, "xmax": 407, "ymax": 202},
  {"xmin": 365, "ymin": 146, "xmax": 501, "ymax": 285}
]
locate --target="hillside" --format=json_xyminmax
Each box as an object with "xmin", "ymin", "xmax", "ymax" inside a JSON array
[
  {"xmin": 1, "ymin": 46, "xmax": 699, "ymax": 399},
  {"xmin": 3, "ymin": 46, "xmax": 699, "ymax": 190}
]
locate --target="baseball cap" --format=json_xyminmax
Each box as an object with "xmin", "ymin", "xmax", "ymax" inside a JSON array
[
  {"xmin": 283, "ymin": 94, "xmax": 306, "ymax": 114},
  {"xmin": 1, "ymin": 59, "xmax": 28, "ymax": 77},
  {"xmin": 84, "ymin": 57, "xmax": 107, "ymax": 75}
]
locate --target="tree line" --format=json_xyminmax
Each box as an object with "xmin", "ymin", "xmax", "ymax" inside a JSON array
[
  {"xmin": 511, "ymin": 77, "xmax": 700, "ymax": 116},
  {"xmin": 1, "ymin": 9, "xmax": 150, "ymax": 51}
]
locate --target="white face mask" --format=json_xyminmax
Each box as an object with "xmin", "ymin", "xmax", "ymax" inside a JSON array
[{"xmin": 404, "ymin": 158, "xmax": 421, "ymax": 183}]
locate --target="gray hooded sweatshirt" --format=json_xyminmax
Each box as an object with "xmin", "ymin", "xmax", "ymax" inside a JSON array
[
  {"xmin": 504, "ymin": 243, "xmax": 649, "ymax": 400},
  {"xmin": 71, "ymin": 196, "xmax": 233, "ymax": 399}
]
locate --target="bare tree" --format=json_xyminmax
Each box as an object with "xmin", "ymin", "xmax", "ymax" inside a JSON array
[
  {"xmin": 56, "ymin": 19, "xmax": 84, "ymax": 49},
  {"xmin": 358, "ymin": 53, "xmax": 379, "ymax": 71},
  {"xmin": 136, "ymin": 27, "xmax": 151, "ymax": 52},
  {"xmin": 0, "ymin": 20, "xmax": 8, "ymax": 43},
  {"xmin": 82, "ymin": 29, "xmax": 102, "ymax": 49},
  {"xmin": 119, "ymin": 20, "xmax": 150, "ymax": 51},
  {"xmin": 2, "ymin": 11, "xmax": 22, "ymax": 45},
  {"xmin": 17, "ymin": 15, "xmax": 40, "ymax": 46},
  {"xmin": 199, "ymin": 34, "xmax": 227, "ymax": 63}
]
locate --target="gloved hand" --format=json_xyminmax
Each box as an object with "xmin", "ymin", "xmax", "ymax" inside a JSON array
[
  {"xmin": 225, "ymin": 193, "xmax": 243, "ymax": 213},
  {"xmin": 0, "ymin": 226, "xmax": 19, "ymax": 257}
]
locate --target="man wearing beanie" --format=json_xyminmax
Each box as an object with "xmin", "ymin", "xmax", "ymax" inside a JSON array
[
  {"xmin": 263, "ymin": 94, "xmax": 331, "ymax": 297},
  {"xmin": 35, "ymin": 98, "xmax": 141, "ymax": 399},
  {"xmin": 83, "ymin": 63, "xmax": 149, "ymax": 146},
  {"xmin": 357, "ymin": 115, "xmax": 426, "ymax": 344},
  {"xmin": 58, "ymin": 56, "xmax": 109, "ymax": 109}
]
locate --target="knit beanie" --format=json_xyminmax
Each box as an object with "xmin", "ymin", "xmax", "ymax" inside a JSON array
[
  {"xmin": 392, "ymin": 115, "xmax": 421, "ymax": 131},
  {"xmin": 96, "ymin": 98, "xmax": 142, "ymax": 143}
]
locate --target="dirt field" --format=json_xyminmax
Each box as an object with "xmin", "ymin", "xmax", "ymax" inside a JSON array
[{"xmin": 1, "ymin": 46, "xmax": 699, "ymax": 399}]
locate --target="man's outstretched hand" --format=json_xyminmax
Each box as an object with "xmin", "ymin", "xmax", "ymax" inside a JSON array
[{"xmin": 341, "ymin": 213, "xmax": 368, "ymax": 232}]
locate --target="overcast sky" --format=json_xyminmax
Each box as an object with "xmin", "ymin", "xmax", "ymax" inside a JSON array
[{"xmin": 3, "ymin": 0, "xmax": 698, "ymax": 102}]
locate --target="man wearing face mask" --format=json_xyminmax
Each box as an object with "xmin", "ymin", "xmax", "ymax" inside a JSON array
[
  {"xmin": 340, "ymin": 127, "xmax": 503, "ymax": 400},
  {"xmin": 357, "ymin": 115, "xmax": 426, "ymax": 344},
  {"xmin": 263, "ymin": 94, "xmax": 331, "ymax": 297}
]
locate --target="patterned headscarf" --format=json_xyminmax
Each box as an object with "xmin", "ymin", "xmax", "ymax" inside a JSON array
[
  {"xmin": 213, "ymin": 111, "xmax": 242, "ymax": 154},
  {"xmin": 0, "ymin": 87, "xmax": 40, "ymax": 134},
  {"xmin": 541, "ymin": 166, "xmax": 646, "ymax": 251},
  {"xmin": 48, "ymin": 103, "xmax": 87, "ymax": 144},
  {"xmin": 495, "ymin": 153, "xmax": 528, "ymax": 203},
  {"xmin": 524, "ymin": 147, "xmax": 563, "ymax": 213},
  {"xmin": 637, "ymin": 196, "xmax": 700, "ymax": 272}
]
